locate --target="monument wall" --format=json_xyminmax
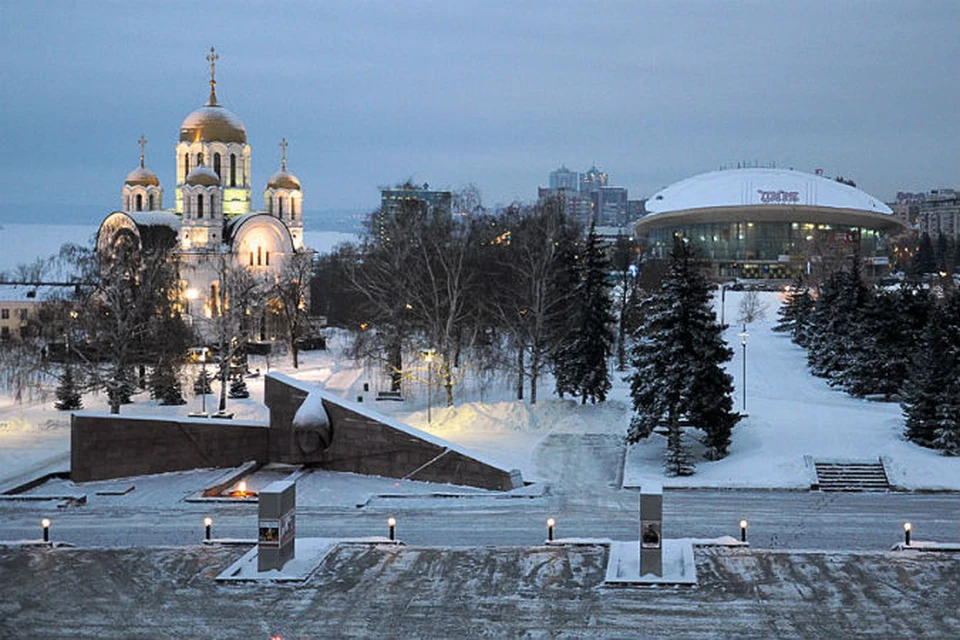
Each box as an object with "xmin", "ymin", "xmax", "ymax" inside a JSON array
[
  {"xmin": 265, "ymin": 373, "xmax": 522, "ymax": 491},
  {"xmin": 71, "ymin": 414, "xmax": 269, "ymax": 482}
]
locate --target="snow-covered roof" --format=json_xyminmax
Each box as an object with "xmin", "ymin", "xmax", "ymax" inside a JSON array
[
  {"xmin": 0, "ymin": 283, "xmax": 77, "ymax": 303},
  {"xmin": 127, "ymin": 211, "xmax": 180, "ymax": 230},
  {"xmin": 646, "ymin": 168, "xmax": 893, "ymax": 216}
]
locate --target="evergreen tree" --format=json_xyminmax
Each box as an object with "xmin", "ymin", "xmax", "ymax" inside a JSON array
[
  {"xmin": 554, "ymin": 222, "xmax": 615, "ymax": 404},
  {"xmin": 914, "ymin": 232, "xmax": 937, "ymax": 277},
  {"xmin": 54, "ymin": 364, "xmax": 83, "ymax": 411},
  {"xmin": 229, "ymin": 376, "xmax": 250, "ymax": 399},
  {"xmin": 934, "ymin": 380, "xmax": 960, "ymax": 455},
  {"xmin": 901, "ymin": 307, "xmax": 954, "ymax": 447},
  {"xmin": 665, "ymin": 420, "xmax": 695, "ymax": 476},
  {"xmin": 151, "ymin": 359, "xmax": 186, "ymax": 405},
  {"xmin": 193, "ymin": 367, "xmax": 212, "ymax": 395},
  {"xmin": 806, "ymin": 260, "xmax": 868, "ymax": 384},
  {"xmin": 627, "ymin": 236, "xmax": 740, "ymax": 472},
  {"xmin": 773, "ymin": 277, "xmax": 814, "ymax": 346}
]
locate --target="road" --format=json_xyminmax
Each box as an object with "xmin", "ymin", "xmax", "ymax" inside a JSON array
[
  {"xmin": 1, "ymin": 488, "xmax": 957, "ymax": 551},
  {"xmin": 1, "ymin": 432, "xmax": 957, "ymax": 550}
]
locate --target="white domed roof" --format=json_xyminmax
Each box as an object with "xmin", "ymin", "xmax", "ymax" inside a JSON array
[
  {"xmin": 185, "ymin": 166, "xmax": 220, "ymax": 187},
  {"xmin": 646, "ymin": 168, "xmax": 892, "ymax": 216}
]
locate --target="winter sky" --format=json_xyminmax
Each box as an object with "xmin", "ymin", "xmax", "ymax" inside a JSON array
[{"xmin": 0, "ymin": 1, "xmax": 957, "ymax": 225}]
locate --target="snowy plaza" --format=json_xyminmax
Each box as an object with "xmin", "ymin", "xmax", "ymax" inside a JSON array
[{"xmin": 1, "ymin": 281, "xmax": 959, "ymax": 637}]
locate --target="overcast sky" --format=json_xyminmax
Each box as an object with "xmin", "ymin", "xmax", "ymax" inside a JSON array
[{"xmin": 0, "ymin": 0, "xmax": 957, "ymax": 226}]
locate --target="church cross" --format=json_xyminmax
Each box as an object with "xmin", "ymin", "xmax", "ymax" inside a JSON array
[
  {"xmin": 206, "ymin": 46, "xmax": 219, "ymax": 83},
  {"xmin": 280, "ymin": 138, "xmax": 288, "ymax": 171},
  {"xmin": 205, "ymin": 46, "xmax": 220, "ymax": 105},
  {"xmin": 138, "ymin": 134, "xmax": 147, "ymax": 168}
]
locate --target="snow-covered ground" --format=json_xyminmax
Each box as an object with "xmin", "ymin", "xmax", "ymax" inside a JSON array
[{"xmin": 2, "ymin": 282, "xmax": 958, "ymax": 492}]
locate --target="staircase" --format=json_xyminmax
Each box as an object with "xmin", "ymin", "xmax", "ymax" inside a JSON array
[{"xmin": 813, "ymin": 460, "xmax": 890, "ymax": 492}]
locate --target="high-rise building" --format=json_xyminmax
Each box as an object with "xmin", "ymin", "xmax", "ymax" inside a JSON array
[
  {"xmin": 549, "ymin": 165, "xmax": 579, "ymax": 190},
  {"xmin": 579, "ymin": 164, "xmax": 608, "ymax": 194},
  {"xmin": 597, "ymin": 186, "xmax": 629, "ymax": 226},
  {"xmin": 918, "ymin": 189, "xmax": 960, "ymax": 239},
  {"xmin": 379, "ymin": 183, "xmax": 452, "ymax": 241}
]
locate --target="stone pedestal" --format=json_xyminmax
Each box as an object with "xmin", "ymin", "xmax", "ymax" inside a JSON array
[
  {"xmin": 639, "ymin": 484, "xmax": 663, "ymax": 577},
  {"xmin": 258, "ymin": 479, "xmax": 296, "ymax": 572}
]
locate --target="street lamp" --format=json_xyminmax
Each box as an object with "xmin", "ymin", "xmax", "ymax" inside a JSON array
[
  {"xmin": 547, "ymin": 517, "xmax": 556, "ymax": 542},
  {"xmin": 200, "ymin": 349, "xmax": 208, "ymax": 415},
  {"xmin": 204, "ymin": 517, "xmax": 213, "ymax": 541},
  {"xmin": 738, "ymin": 328, "xmax": 749, "ymax": 412},
  {"xmin": 422, "ymin": 350, "xmax": 436, "ymax": 424},
  {"xmin": 739, "ymin": 519, "xmax": 748, "ymax": 543},
  {"xmin": 41, "ymin": 518, "xmax": 50, "ymax": 543},
  {"xmin": 903, "ymin": 522, "xmax": 912, "ymax": 546},
  {"xmin": 387, "ymin": 517, "xmax": 396, "ymax": 541}
]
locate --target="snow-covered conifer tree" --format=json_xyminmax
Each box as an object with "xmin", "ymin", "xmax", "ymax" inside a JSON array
[
  {"xmin": 554, "ymin": 222, "xmax": 615, "ymax": 404},
  {"xmin": 54, "ymin": 364, "xmax": 82, "ymax": 411},
  {"xmin": 627, "ymin": 236, "xmax": 740, "ymax": 473}
]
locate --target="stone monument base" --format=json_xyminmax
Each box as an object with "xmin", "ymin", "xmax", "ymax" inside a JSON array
[{"xmin": 604, "ymin": 539, "xmax": 697, "ymax": 585}]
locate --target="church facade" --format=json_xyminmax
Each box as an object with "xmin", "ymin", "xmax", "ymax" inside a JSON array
[{"xmin": 96, "ymin": 48, "xmax": 307, "ymax": 340}]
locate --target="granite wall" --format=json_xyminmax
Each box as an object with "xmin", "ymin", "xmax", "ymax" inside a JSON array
[{"xmin": 71, "ymin": 414, "xmax": 269, "ymax": 482}]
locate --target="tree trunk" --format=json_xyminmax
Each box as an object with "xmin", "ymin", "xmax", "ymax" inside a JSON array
[
  {"xmin": 530, "ymin": 347, "xmax": 539, "ymax": 405},
  {"xmin": 516, "ymin": 347, "xmax": 524, "ymax": 401},
  {"xmin": 443, "ymin": 351, "xmax": 454, "ymax": 407},
  {"xmin": 389, "ymin": 340, "xmax": 402, "ymax": 393}
]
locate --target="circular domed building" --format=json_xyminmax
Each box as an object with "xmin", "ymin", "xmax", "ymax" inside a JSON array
[
  {"xmin": 97, "ymin": 48, "xmax": 307, "ymax": 339},
  {"xmin": 635, "ymin": 168, "xmax": 906, "ymax": 280}
]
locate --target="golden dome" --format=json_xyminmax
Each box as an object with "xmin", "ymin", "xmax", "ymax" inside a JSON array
[
  {"xmin": 185, "ymin": 166, "xmax": 221, "ymax": 187},
  {"xmin": 125, "ymin": 166, "xmax": 160, "ymax": 187},
  {"xmin": 179, "ymin": 104, "xmax": 247, "ymax": 144},
  {"xmin": 267, "ymin": 170, "xmax": 301, "ymax": 190}
]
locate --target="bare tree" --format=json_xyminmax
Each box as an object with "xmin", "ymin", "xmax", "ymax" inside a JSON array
[
  {"xmin": 737, "ymin": 290, "xmax": 769, "ymax": 326},
  {"xmin": 490, "ymin": 199, "xmax": 580, "ymax": 404},
  {"xmin": 269, "ymin": 250, "xmax": 314, "ymax": 369}
]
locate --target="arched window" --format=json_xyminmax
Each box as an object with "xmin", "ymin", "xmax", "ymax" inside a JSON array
[
  {"xmin": 197, "ymin": 194, "xmax": 204, "ymax": 219},
  {"xmin": 213, "ymin": 153, "xmax": 221, "ymax": 180},
  {"xmin": 278, "ymin": 197, "xmax": 284, "ymax": 217},
  {"xmin": 148, "ymin": 194, "xmax": 154, "ymax": 210},
  {"xmin": 257, "ymin": 246, "xmax": 262, "ymax": 266},
  {"xmin": 265, "ymin": 251, "xmax": 270, "ymax": 266},
  {"xmin": 249, "ymin": 251, "xmax": 254, "ymax": 266},
  {"xmin": 183, "ymin": 153, "xmax": 190, "ymax": 181},
  {"xmin": 135, "ymin": 194, "xmax": 143, "ymax": 211},
  {"xmin": 209, "ymin": 194, "xmax": 215, "ymax": 216},
  {"xmin": 197, "ymin": 152, "xmax": 203, "ymax": 166},
  {"xmin": 230, "ymin": 154, "xmax": 237, "ymax": 187}
]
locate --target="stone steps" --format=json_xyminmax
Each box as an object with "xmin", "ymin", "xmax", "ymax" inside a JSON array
[{"xmin": 814, "ymin": 460, "xmax": 890, "ymax": 492}]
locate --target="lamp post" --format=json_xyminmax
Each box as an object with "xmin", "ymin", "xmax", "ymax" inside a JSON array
[
  {"xmin": 738, "ymin": 328, "xmax": 749, "ymax": 412},
  {"xmin": 200, "ymin": 349, "xmax": 208, "ymax": 415},
  {"xmin": 903, "ymin": 522, "xmax": 911, "ymax": 546},
  {"xmin": 423, "ymin": 350, "xmax": 436, "ymax": 424},
  {"xmin": 387, "ymin": 517, "xmax": 396, "ymax": 541},
  {"xmin": 547, "ymin": 518, "xmax": 556, "ymax": 542},
  {"xmin": 41, "ymin": 518, "xmax": 50, "ymax": 543},
  {"xmin": 739, "ymin": 519, "xmax": 748, "ymax": 543},
  {"xmin": 204, "ymin": 517, "xmax": 212, "ymax": 541}
]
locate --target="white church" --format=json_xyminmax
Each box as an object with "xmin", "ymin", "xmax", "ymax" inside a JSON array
[{"xmin": 96, "ymin": 48, "xmax": 307, "ymax": 338}]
